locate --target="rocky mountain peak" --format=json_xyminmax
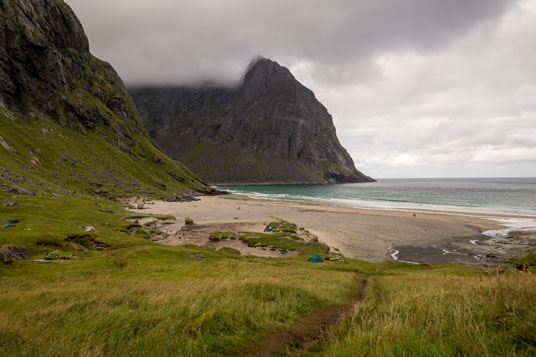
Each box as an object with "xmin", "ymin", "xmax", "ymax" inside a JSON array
[{"xmin": 130, "ymin": 57, "xmax": 374, "ymax": 184}]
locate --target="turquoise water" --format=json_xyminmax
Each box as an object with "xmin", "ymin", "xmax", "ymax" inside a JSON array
[{"xmin": 218, "ymin": 178, "xmax": 536, "ymax": 216}]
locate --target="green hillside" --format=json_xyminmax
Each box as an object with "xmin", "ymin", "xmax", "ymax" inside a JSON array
[{"xmin": 0, "ymin": 107, "xmax": 204, "ymax": 198}]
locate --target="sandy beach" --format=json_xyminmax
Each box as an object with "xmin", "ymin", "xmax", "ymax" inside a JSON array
[{"xmin": 131, "ymin": 195, "xmax": 535, "ymax": 267}]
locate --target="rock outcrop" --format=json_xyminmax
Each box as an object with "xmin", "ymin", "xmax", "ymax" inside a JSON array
[
  {"xmin": 1, "ymin": 245, "xmax": 31, "ymax": 264},
  {"xmin": 130, "ymin": 58, "xmax": 374, "ymax": 184},
  {"xmin": 0, "ymin": 0, "xmax": 142, "ymax": 151},
  {"xmin": 0, "ymin": 0, "xmax": 205, "ymax": 196}
]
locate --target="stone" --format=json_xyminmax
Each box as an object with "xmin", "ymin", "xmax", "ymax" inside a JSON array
[
  {"xmin": 61, "ymin": 254, "xmax": 81, "ymax": 260},
  {"xmin": 1, "ymin": 245, "xmax": 32, "ymax": 264},
  {"xmin": 7, "ymin": 186, "xmax": 35, "ymax": 196},
  {"xmin": 0, "ymin": 135, "xmax": 15, "ymax": 152},
  {"xmin": 84, "ymin": 226, "xmax": 95, "ymax": 232},
  {"xmin": 190, "ymin": 254, "xmax": 206, "ymax": 259},
  {"xmin": 3, "ymin": 199, "xmax": 18, "ymax": 207},
  {"xmin": 34, "ymin": 259, "xmax": 51, "ymax": 264}
]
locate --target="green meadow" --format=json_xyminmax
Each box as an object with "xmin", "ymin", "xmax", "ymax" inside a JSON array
[{"xmin": 1, "ymin": 192, "xmax": 535, "ymax": 356}]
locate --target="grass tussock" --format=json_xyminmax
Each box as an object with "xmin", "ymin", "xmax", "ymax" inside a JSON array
[{"xmin": 320, "ymin": 271, "xmax": 536, "ymax": 356}]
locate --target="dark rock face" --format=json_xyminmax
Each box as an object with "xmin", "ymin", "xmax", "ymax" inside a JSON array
[
  {"xmin": 130, "ymin": 58, "xmax": 374, "ymax": 184},
  {"xmin": 0, "ymin": 0, "xmax": 206, "ymax": 196},
  {"xmin": 0, "ymin": 0, "xmax": 144, "ymax": 152},
  {"xmin": 1, "ymin": 245, "xmax": 31, "ymax": 264}
]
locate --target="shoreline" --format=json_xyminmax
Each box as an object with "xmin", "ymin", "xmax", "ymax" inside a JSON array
[
  {"xmin": 218, "ymin": 191, "xmax": 536, "ymax": 219},
  {"xmin": 131, "ymin": 194, "xmax": 536, "ymax": 267}
]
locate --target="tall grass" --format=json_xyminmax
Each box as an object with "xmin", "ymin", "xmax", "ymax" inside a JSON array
[
  {"xmin": 322, "ymin": 271, "xmax": 536, "ymax": 356},
  {"xmin": 0, "ymin": 246, "xmax": 362, "ymax": 356}
]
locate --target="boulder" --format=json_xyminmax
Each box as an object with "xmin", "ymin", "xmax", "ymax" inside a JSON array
[
  {"xmin": 1, "ymin": 245, "xmax": 32, "ymax": 264},
  {"xmin": 3, "ymin": 199, "xmax": 18, "ymax": 207},
  {"xmin": 190, "ymin": 253, "xmax": 206, "ymax": 259},
  {"xmin": 8, "ymin": 186, "xmax": 35, "ymax": 195}
]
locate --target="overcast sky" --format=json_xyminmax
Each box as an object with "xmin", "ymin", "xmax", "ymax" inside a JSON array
[{"xmin": 66, "ymin": 0, "xmax": 536, "ymax": 178}]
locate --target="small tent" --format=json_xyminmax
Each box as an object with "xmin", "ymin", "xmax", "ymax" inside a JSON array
[{"xmin": 307, "ymin": 254, "xmax": 324, "ymax": 263}]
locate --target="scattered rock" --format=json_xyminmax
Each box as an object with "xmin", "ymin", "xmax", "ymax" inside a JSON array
[
  {"xmin": 66, "ymin": 234, "xmax": 110, "ymax": 250},
  {"xmin": 3, "ymin": 199, "xmax": 18, "ymax": 207},
  {"xmin": 34, "ymin": 259, "xmax": 51, "ymax": 264},
  {"xmin": 61, "ymin": 254, "xmax": 81, "ymax": 260},
  {"xmin": 1, "ymin": 245, "xmax": 32, "ymax": 264},
  {"xmin": 190, "ymin": 254, "xmax": 206, "ymax": 259},
  {"xmin": 165, "ymin": 191, "xmax": 201, "ymax": 202},
  {"xmin": 7, "ymin": 186, "xmax": 35, "ymax": 195},
  {"xmin": 137, "ymin": 204, "xmax": 145, "ymax": 209},
  {"xmin": 0, "ymin": 135, "xmax": 15, "ymax": 152},
  {"xmin": 84, "ymin": 226, "xmax": 95, "ymax": 232},
  {"xmin": 197, "ymin": 187, "xmax": 230, "ymax": 196},
  {"xmin": 153, "ymin": 182, "xmax": 166, "ymax": 191},
  {"xmin": 99, "ymin": 209, "xmax": 114, "ymax": 214},
  {"xmin": 93, "ymin": 189, "xmax": 109, "ymax": 196}
]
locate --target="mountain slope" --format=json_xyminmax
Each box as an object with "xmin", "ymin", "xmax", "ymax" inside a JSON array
[
  {"xmin": 0, "ymin": 0, "xmax": 206, "ymax": 197},
  {"xmin": 130, "ymin": 58, "xmax": 374, "ymax": 184}
]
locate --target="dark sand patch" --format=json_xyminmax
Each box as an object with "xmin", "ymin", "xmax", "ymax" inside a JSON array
[{"xmin": 393, "ymin": 230, "xmax": 536, "ymax": 268}]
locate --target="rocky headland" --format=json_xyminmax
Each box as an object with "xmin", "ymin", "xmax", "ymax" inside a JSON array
[{"xmin": 130, "ymin": 58, "xmax": 374, "ymax": 184}]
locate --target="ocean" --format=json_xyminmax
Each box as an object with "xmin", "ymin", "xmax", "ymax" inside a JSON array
[{"xmin": 218, "ymin": 178, "xmax": 536, "ymax": 216}]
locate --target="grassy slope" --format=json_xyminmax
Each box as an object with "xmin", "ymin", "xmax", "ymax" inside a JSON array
[
  {"xmin": 315, "ymin": 268, "xmax": 536, "ymax": 356},
  {"xmin": 0, "ymin": 193, "xmax": 359, "ymax": 355},
  {"xmin": 1, "ymin": 194, "xmax": 535, "ymax": 356},
  {"xmin": 0, "ymin": 108, "xmax": 204, "ymax": 198}
]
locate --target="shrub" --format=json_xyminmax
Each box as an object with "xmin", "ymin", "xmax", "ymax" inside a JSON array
[{"xmin": 209, "ymin": 232, "xmax": 221, "ymax": 241}]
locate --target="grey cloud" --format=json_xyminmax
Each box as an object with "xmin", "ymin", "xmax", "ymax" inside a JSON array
[
  {"xmin": 64, "ymin": 0, "xmax": 535, "ymax": 178},
  {"xmin": 65, "ymin": 0, "xmax": 511, "ymax": 85}
]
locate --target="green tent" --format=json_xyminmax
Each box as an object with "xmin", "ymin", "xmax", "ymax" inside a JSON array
[{"xmin": 307, "ymin": 254, "xmax": 324, "ymax": 263}]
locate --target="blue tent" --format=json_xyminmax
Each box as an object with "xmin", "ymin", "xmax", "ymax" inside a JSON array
[{"xmin": 307, "ymin": 254, "xmax": 324, "ymax": 263}]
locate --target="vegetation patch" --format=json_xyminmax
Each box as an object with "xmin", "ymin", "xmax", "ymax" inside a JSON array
[
  {"xmin": 513, "ymin": 250, "xmax": 536, "ymax": 271},
  {"xmin": 266, "ymin": 218, "xmax": 297, "ymax": 233},
  {"xmin": 208, "ymin": 219, "xmax": 327, "ymax": 256}
]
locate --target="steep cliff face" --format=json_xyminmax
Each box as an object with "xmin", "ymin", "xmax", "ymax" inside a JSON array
[
  {"xmin": 130, "ymin": 58, "xmax": 374, "ymax": 184},
  {"xmin": 0, "ymin": 0, "xmax": 206, "ymax": 196}
]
